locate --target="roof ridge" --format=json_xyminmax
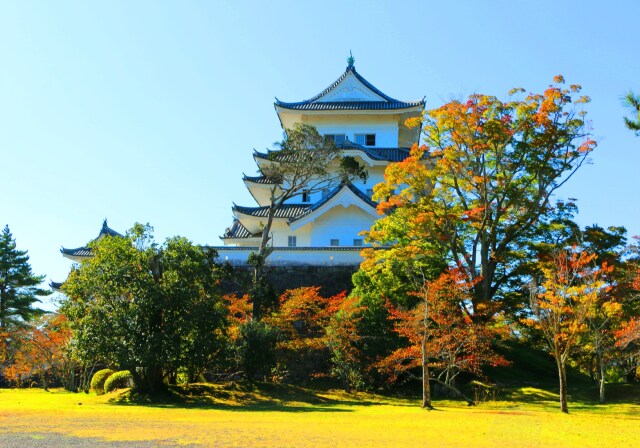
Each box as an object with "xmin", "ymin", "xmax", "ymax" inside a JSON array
[{"xmin": 275, "ymin": 65, "xmax": 423, "ymax": 108}]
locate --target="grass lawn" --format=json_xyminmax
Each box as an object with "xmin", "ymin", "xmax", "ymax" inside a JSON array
[{"xmin": 1, "ymin": 383, "xmax": 639, "ymax": 447}]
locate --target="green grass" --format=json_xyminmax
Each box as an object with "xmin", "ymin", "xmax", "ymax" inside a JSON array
[{"xmin": 1, "ymin": 382, "xmax": 639, "ymax": 447}]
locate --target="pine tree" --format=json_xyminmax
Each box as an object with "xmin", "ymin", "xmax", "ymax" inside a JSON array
[
  {"xmin": 0, "ymin": 225, "xmax": 48, "ymax": 330},
  {"xmin": 622, "ymin": 91, "xmax": 640, "ymax": 135}
]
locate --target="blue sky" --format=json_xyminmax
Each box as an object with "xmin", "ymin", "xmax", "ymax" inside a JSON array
[{"xmin": 2, "ymin": 0, "xmax": 639, "ymax": 309}]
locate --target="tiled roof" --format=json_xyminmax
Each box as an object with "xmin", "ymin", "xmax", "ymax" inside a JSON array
[
  {"xmin": 337, "ymin": 143, "xmax": 411, "ymax": 162},
  {"xmin": 97, "ymin": 219, "xmax": 123, "ymax": 238},
  {"xmin": 233, "ymin": 203, "xmax": 312, "ymax": 219},
  {"xmin": 275, "ymin": 100, "xmax": 424, "ymax": 111},
  {"xmin": 50, "ymin": 281, "xmax": 64, "ymax": 291},
  {"xmin": 254, "ymin": 146, "xmax": 411, "ymax": 163},
  {"xmin": 222, "ymin": 220, "xmax": 263, "ymax": 239},
  {"xmin": 243, "ymin": 174, "xmax": 278, "ymax": 185},
  {"xmin": 61, "ymin": 246, "xmax": 93, "ymax": 257},
  {"xmin": 253, "ymin": 149, "xmax": 296, "ymax": 163},
  {"xmin": 369, "ymin": 147, "xmax": 412, "ymax": 162},
  {"xmin": 290, "ymin": 183, "xmax": 377, "ymax": 223},
  {"xmin": 274, "ymin": 65, "xmax": 424, "ymax": 111},
  {"xmin": 60, "ymin": 219, "xmax": 123, "ymax": 259}
]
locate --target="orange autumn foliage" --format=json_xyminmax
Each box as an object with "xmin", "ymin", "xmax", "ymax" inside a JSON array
[
  {"xmin": 376, "ymin": 268, "xmax": 508, "ymax": 385},
  {"xmin": 365, "ymin": 76, "xmax": 596, "ymax": 317},
  {"xmin": 3, "ymin": 314, "xmax": 71, "ymax": 387}
]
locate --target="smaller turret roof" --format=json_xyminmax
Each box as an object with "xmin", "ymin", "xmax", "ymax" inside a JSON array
[
  {"xmin": 97, "ymin": 219, "xmax": 123, "ymax": 238},
  {"xmin": 60, "ymin": 219, "xmax": 123, "ymax": 260},
  {"xmin": 60, "ymin": 246, "xmax": 93, "ymax": 258}
]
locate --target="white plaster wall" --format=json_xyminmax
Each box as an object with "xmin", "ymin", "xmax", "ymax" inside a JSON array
[
  {"xmin": 281, "ymin": 165, "xmax": 387, "ymax": 205},
  {"xmin": 315, "ymin": 123, "xmax": 398, "ymax": 147},
  {"xmin": 310, "ymin": 205, "xmax": 375, "ymax": 247},
  {"xmin": 302, "ymin": 115, "xmax": 400, "ymax": 148},
  {"xmin": 350, "ymin": 166, "xmax": 385, "ymax": 197},
  {"xmin": 215, "ymin": 247, "xmax": 364, "ymax": 266},
  {"xmin": 268, "ymin": 221, "xmax": 311, "ymax": 247}
]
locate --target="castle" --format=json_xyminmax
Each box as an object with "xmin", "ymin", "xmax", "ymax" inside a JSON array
[
  {"xmin": 53, "ymin": 56, "xmax": 424, "ymax": 292},
  {"xmin": 215, "ymin": 55, "xmax": 424, "ymax": 266}
]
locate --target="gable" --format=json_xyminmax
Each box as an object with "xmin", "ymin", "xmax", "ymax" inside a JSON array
[
  {"xmin": 316, "ymin": 72, "xmax": 386, "ymax": 103},
  {"xmin": 289, "ymin": 184, "xmax": 378, "ymax": 231}
]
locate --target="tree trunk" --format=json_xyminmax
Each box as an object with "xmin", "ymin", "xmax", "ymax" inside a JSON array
[
  {"xmin": 133, "ymin": 366, "xmax": 165, "ymax": 395},
  {"xmin": 596, "ymin": 348, "xmax": 606, "ymax": 404},
  {"xmin": 421, "ymin": 287, "xmax": 433, "ymax": 410},
  {"xmin": 556, "ymin": 356, "xmax": 569, "ymax": 413},
  {"xmin": 251, "ymin": 206, "xmax": 276, "ymax": 320},
  {"xmin": 422, "ymin": 325, "xmax": 433, "ymax": 409}
]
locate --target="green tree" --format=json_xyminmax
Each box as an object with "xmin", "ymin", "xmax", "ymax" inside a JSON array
[
  {"xmin": 61, "ymin": 224, "xmax": 228, "ymax": 394},
  {"xmin": 367, "ymin": 77, "xmax": 595, "ymax": 317},
  {"xmin": 0, "ymin": 225, "xmax": 48, "ymax": 331},
  {"xmin": 622, "ymin": 91, "xmax": 640, "ymax": 135},
  {"xmin": 250, "ymin": 123, "xmax": 367, "ymax": 319}
]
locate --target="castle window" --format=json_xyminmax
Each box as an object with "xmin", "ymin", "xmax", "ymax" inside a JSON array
[
  {"xmin": 353, "ymin": 239, "xmax": 363, "ymax": 247},
  {"xmin": 330, "ymin": 239, "xmax": 340, "ymax": 246},
  {"xmin": 302, "ymin": 190, "xmax": 310, "ymax": 202},
  {"xmin": 355, "ymin": 133, "xmax": 376, "ymax": 146},
  {"xmin": 325, "ymin": 134, "xmax": 346, "ymax": 145},
  {"xmin": 366, "ymin": 188, "xmax": 374, "ymax": 198},
  {"xmin": 288, "ymin": 236, "xmax": 297, "ymax": 247},
  {"xmin": 321, "ymin": 188, "xmax": 329, "ymax": 199}
]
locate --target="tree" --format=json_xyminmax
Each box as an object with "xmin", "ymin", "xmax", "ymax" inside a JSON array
[
  {"xmin": 376, "ymin": 268, "xmax": 507, "ymax": 408},
  {"xmin": 614, "ymin": 250, "xmax": 640, "ymax": 381},
  {"xmin": 265, "ymin": 287, "xmax": 363, "ymax": 384},
  {"xmin": 250, "ymin": 123, "xmax": 367, "ymax": 319},
  {"xmin": 368, "ymin": 77, "xmax": 595, "ymax": 316},
  {"xmin": 527, "ymin": 249, "xmax": 611, "ymax": 413},
  {"xmin": 577, "ymin": 225, "xmax": 627, "ymax": 403},
  {"xmin": 622, "ymin": 91, "xmax": 640, "ymax": 135},
  {"xmin": 61, "ymin": 224, "xmax": 228, "ymax": 394},
  {"xmin": 0, "ymin": 225, "xmax": 48, "ymax": 331},
  {"xmin": 2, "ymin": 314, "xmax": 70, "ymax": 390},
  {"xmin": 325, "ymin": 294, "xmax": 365, "ymax": 391}
]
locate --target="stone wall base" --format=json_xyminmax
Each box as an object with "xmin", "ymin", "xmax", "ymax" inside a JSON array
[{"xmin": 225, "ymin": 264, "xmax": 358, "ymax": 297}]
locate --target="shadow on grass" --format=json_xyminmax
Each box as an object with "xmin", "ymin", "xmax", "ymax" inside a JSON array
[{"xmin": 107, "ymin": 381, "xmax": 384, "ymax": 413}]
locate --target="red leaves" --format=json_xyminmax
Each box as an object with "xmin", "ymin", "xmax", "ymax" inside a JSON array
[
  {"xmin": 2, "ymin": 314, "xmax": 71, "ymax": 386},
  {"xmin": 615, "ymin": 319, "xmax": 640, "ymax": 349},
  {"xmin": 376, "ymin": 268, "xmax": 507, "ymax": 383},
  {"xmin": 577, "ymin": 138, "xmax": 597, "ymax": 153}
]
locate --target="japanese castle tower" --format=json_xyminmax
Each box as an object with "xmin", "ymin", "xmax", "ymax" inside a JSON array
[
  {"xmin": 215, "ymin": 56, "xmax": 424, "ymax": 266},
  {"xmin": 52, "ymin": 56, "xmax": 425, "ymax": 284}
]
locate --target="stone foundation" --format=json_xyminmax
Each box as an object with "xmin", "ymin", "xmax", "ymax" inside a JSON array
[{"xmin": 224, "ymin": 264, "xmax": 358, "ymax": 297}]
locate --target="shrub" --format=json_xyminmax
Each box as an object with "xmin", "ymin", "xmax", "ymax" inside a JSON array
[
  {"xmin": 104, "ymin": 370, "xmax": 133, "ymax": 393},
  {"xmin": 237, "ymin": 321, "xmax": 280, "ymax": 379},
  {"xmin": 90, "ymin": 369, "xmax": 114, "ymax": 395}
]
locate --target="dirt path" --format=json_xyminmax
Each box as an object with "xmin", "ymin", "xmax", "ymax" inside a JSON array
[{"xmin": 0, "ymin": 432, "xmax": 197, "ymax": 447}]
